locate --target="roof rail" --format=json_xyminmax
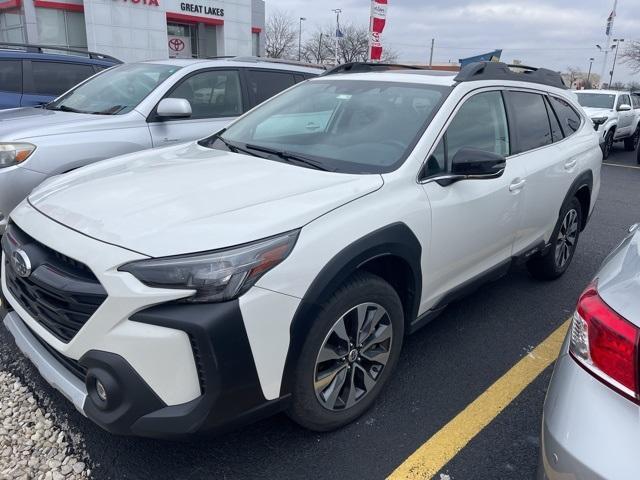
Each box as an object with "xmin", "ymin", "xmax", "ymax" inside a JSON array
[
  {"xmin": 0, "ymin": 42, "xmax": 122, "ymax": 63},
  {"xmin": 321, "ymin": 62, "xmax": 427, "ymax": 76},
  {"xmin": 230, "ymin": 56, "xmax": 326, "ymax": 70},
  {"xmin": 454, "ymin": 61, "xmax": 567, "ymax": 90}
]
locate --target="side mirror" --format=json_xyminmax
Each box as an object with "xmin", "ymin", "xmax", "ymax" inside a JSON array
[
  {"xmin": 156, "ymin": 98, "xmax": 192, "ymax": 119},
  {"xmin": 618, "ymin": 104, "xmax": 632, "ymax": 112},
  {"xmin": 451, "ymin": 147, "xmax": 506, "ymax": 178}
]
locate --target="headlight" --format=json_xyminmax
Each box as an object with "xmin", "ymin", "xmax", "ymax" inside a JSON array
[
  {"xmin": 119, "ymin": 230, "xmax": 299, "ymax": 303},
  {"xmin": 591, "ymin": 117, "xmax": 608, "ymax": 130},
  {"xmin": 0, "ymin": 143, "xmax": 36, "ymax": 168}
]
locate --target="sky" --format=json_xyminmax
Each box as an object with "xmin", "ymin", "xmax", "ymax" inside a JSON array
[{"xmin": 267, "ymin": 0, "xmax": 640, "ymax": 84}]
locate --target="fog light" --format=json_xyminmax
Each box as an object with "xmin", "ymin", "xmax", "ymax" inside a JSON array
[{"xmin": 95, "ymin": 379, "xmax": 108, "ymax": 402}]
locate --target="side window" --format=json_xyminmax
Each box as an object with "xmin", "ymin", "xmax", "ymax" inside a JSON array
[
  {"xmin": 425, "ymin": 91, "xmax": 509, "ymax": 178},
  {"xmin": 0, "ymin": 60, "xmax": 22, "ymax": 93},
  {"xmin": 507, "ymin": 91, "xmax": 552, "ymax": 153},
  {"xmin": 544, "ymin": 97, "xmax": 564, "ymax": 142},
  {"xmin": 27, "ymin": 62, "xmax": 95, "ymax": 96},
  {"xmin": 446, "ymin": 91, "xmax": 510, "ymax": 159},
  {"xmin": 246, "ymin": 70, "xmax": 296, "ymax": 105},
  {"xmin": 617, "ymin": 94, "xmax": 631, "ymax": 109},
  {"xmin": 632, "ymin": 94, "xmax": 640, "ymax": 109},
  {"xmin": 167, "ymin": 70, "xmax": 242, "ymax": 119},
  {"xmin": 549, "ymin": 96, "xmax": 581, "ymax": 136}
]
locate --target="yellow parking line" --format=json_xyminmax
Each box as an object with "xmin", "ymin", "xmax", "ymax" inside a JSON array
[
  {"xmin": 388, "ymin": 319, "xmax": 570, "ymax": 480},
  {"xmin": 603, "ymin": 162, "xmax": 640, "ymax": 170}
]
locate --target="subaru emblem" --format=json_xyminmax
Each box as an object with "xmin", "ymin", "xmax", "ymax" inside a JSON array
[{"xmin": 11, "ymin": 249, "xmax": 32, "ymax": 278}]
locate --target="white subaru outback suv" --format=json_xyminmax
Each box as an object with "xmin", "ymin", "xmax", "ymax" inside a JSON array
[{"xmin": 1, "ymin": 62, "xmax": 601, "ymax": 437}]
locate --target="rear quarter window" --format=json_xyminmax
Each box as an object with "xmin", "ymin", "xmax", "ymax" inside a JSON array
[
  {"xmin": 549, "ymin": 96, "xmax": 582, "ymax": 137},
  {"xmin": 26, "ymin": 61, "xmax": 96, "ymax": 96}
]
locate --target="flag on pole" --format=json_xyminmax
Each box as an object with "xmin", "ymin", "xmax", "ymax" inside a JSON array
[
  {"xmin": 606, "ymin": 9, "xmax": 616, "ymax": 35},
  {"xmin": 368, "ymin": 0, "xmax": 388, "ymax": 61}
]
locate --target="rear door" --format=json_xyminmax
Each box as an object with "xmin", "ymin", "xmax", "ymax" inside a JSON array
[
  {"xmin": 0, "ymin": 59, "xmax": 23, "ymax": 109},
  {"xmin": 21, "ymin": 60, "xmax": 96, "ymax": 107},
  {"xmin": 244, "ymin": 69, "xmax": 296, "ymax": 108},
  {"xmin": 506, "ymin": 91, "xmax": 578, "ymax": 253},
  {"xmin": 148, "ymin": 68, "xmax": 246, "ymax": 147}
]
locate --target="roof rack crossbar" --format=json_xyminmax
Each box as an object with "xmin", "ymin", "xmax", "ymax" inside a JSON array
[
  {"xmin": 230, "ymin": 56, "xmax": 326, "ymax": 70},
  {"xmin": 454, "ymin": 61, "xmax": 567, "ymax": 90},
  {"xmin": 321, "ymin": 62, "xmax": 427, "ymax": 76},
  {"xmin": 0, "ymin": 42, "xmax": 122, "ymax": 63}
]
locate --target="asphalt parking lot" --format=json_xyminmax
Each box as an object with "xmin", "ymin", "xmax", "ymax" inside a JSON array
[{"xmin": 1, "ymin": 145, "xmax": 638, "ymax": 480}]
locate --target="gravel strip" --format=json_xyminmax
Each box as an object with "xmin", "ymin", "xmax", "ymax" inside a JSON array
[{"xmin": 0, "ymin": 371, "xmax": 90, "ymax": 480}]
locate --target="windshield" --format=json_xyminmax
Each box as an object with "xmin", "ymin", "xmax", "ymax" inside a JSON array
[
  {"xmin": 203, "ymin": 79, "xmax": 450, "ymax": 174},
  {"xmin": 576, "ymin": 93, "xmax": 616, "ymax": 110},
  {"xmin": 47, "ymin": 63, "xmax": 181, "ymax": 115}
]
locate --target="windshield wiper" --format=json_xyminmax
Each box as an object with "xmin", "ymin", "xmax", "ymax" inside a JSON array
[
  {"xmin": 245, "ymin": 144, "xmax": 331, "ymax": 171},
  {"xmin": 46, "ymin": 104, "xmax": 85, "ymax": 113},
  {"xmin": 90, "ymin": 105, "xmax": 127, "ymax": 115},
  {"xmin": 216, "ymin": 136, "xmax": 265, "ymax": 159}
]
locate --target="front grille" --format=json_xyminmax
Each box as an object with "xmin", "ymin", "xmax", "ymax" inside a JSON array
[
  {"xmin": 29, "ymin": 326, "xmax": 87, "ymax": 381},
  {"xmin": 2, "ymin": 223, "xmax": 107, "ymax": 343}
]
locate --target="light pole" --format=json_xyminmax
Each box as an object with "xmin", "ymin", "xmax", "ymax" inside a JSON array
[
  {"xmin": 609, "ymin": 38, "xmax": 624, "ymax": 87},
  {"xmin": 332, "ymin": 8, "xmax": 342, "ymax": 66},
  {"xmin": 587, "ymin": 57, "xmax": 595, "ymax": 86},
  {"xmin": 298, "ymin": 17, "xmax": 306, "ymax": 62}
]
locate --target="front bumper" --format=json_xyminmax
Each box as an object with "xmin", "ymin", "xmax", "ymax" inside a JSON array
[
  {"xmin": 539, "ymin": 351, "xmax": 640, "ymax": 480},
  {"xmin": 3, "ymin": 302, "xmax": 289, "ymax": 438}
]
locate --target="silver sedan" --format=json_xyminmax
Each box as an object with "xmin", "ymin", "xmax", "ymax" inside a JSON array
[{"xmin": 539, "ymin": 223, "xmax": 640, "ymax": 479}]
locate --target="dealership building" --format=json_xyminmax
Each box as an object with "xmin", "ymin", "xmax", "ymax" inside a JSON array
[{"xmin": 0, "ymin": 0, "xmax": 265, "ymax": 61}]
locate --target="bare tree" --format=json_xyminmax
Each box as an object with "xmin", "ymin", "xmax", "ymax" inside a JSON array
[
  {"xmin": 610, "ymin": 81, "xmax": 627, "ymax": 91},
  {"xmin": 621, "ymin": 40, "xmax": 640, "ymax": 73},
  {"xmin": 265, "ymin": 10, "xmax": 297, "ymax": 59},
  {"xmin": 301, "ymin": 23, "xmax": 399, "ymax": 65},
  {"xmin": 628, "ymin": 80, "xmax": 640, "ymax": 92}
]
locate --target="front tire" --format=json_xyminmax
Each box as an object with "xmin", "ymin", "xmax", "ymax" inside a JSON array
[
  {"xmin": 526, "ymin": 197, "xmax": 582, "ymax": 281},
  {"xmin": 624, "ymin": 127, "xmax": 640, "ymax": 151},
  {"xmin": 287, "ymin": 272, "xmax": 404, "ymax": 431},
  {"xmin": 602, "ymin": 130, "xmax": 614, "ymax": 160}
]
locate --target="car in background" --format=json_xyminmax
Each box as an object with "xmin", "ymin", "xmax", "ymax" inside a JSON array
[
  {"xmin": 0, "ymin": 57, "xmax": 323, "ymax": 234},
  {"xmin": 0, "ymin": 43, "xmax": 121, "ymax": 109},
  {"xmin": 539, "ymin": 223, "xmax": 640, "ymax": 480},
  {"xmin": 575, "ymin": 89, "xmax": 640, "ymax": 159}
]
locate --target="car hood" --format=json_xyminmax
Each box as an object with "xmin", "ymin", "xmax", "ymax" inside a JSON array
[
  {"xmin": 0, "ymin": 107, "xmax": 135, "ymax": 141},
  {"xmin": 597, "ymin": 227, "xmax": 640, "ymax": 326},
  {"xmin": 581, "ymin": 107, "xmax": 614, "ymax": 118},
  {"xmin": 28, "ymin": 142, "xmax": 384, "ymax": 257}
]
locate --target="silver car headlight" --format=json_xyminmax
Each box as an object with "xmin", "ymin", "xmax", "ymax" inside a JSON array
[
  {"xmin": 119, "ymin": 230, "xmax": 299, "ymax": 303},
  {"xmin": 0, "ymin": 143, "xmax": 36, "ymax": 168}
]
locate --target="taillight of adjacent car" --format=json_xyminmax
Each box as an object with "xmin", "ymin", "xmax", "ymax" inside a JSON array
[{"xmin": 569, "ymin": 283, "xmax": 640, "ymax": 402}]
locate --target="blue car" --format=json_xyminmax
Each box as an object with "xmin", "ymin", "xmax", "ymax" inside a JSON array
[{"xmin": 0, "ymin": 43, "xmax": 121, "ymax": 110}]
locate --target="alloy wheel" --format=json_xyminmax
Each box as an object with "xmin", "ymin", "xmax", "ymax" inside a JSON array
[
  {"xmin": 555, "ymin": 208, "xmax": 579, "ymax": 269},
  {"xmin": 313, "ymin": 302, "xmax": 393, "ymax": 411}
]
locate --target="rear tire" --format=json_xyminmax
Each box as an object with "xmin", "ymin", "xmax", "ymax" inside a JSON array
[
  {"xmin": 526, "ymin": 197, "xmax": 582, "ymax": 281},
  {"xmin": 287, "ymin": 272, "xmax": 404, "ymax": 431},
  {"xmin": 624, "ymin": 127, "xmax": 639, "ymax": 151},
  {"xmin": 602, "ymin": 130, "xmax": 614, "ymax": 160}
]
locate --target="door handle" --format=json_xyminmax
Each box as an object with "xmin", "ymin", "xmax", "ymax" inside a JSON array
[
  {"xmin": 509, "ymin": 178, "xmax": 526, "ymax": 192},
  {"xmin": 564, "ymin": 159, "xmax": 577, "ymax": 170}
]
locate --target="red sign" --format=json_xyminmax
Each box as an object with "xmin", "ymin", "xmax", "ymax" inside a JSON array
[
  {"xmin": 115, "ymin": 0, "xmax": 159, "ymax": 7},
  {"xmin": 369, "ymin": 0, "xmax": 387, "ymax": 61},
  {"xmin": 169, "ymin": 38, "xmax": 185, "ymax": 52}
]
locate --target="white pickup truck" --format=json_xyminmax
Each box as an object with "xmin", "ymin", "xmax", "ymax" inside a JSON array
[{"xmin": 575, "ymin": 89, "xmax": 640, "ymax": 159}]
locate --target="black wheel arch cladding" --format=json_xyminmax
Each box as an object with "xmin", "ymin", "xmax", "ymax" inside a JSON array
[
  {"xmin": 280, "ymin": 222, "xmax": 422, "ymax": 397},
  {"xmin": 561, "ymin": 170, "xmax": 592, "ymax": 231}
]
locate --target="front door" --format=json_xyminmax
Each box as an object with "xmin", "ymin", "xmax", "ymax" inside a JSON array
[
  {"xmin": 421, "ymin": 90, "xmax": 527, "ymax": 307},
  {"xmin": 148, "ymin": 69, "xmax": 244, "ymax": 147}
]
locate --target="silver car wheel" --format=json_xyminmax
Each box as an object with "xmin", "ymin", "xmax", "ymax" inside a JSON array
[
  {"xmin": 313, "ymin": 302, "xmax": 393, "ymax": 411},
  {"xmin": 555, "ymin": 208, "xmax": 579, "ymax": 269}
]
